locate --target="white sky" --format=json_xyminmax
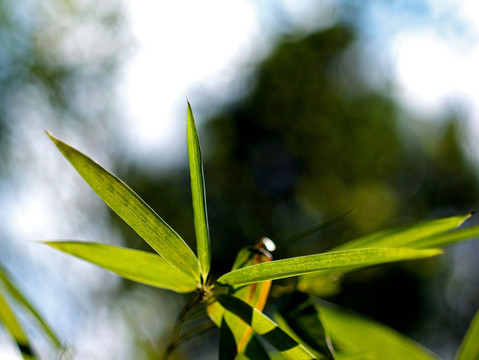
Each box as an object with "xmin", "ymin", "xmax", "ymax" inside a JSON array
[{"xmin": 120, "ymin": 0, "xmax": 479, "ymax": 166}]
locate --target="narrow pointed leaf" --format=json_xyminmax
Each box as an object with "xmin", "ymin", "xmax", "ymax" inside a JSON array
[
  {"xmin": 219, "ymin": 317, "xmax": 238, "ymax": 360},
  {"xmin": 456, "ymin": 309, "xmax": 479, "ymax": 360},
  {"xmin": 216, "ymin": 295, "xmax": 315, "ymax": 359},
  {"xmin": 299, "ymin": 214, "xmax": 475, "ymax": 295},
  {"xmin": 47, "ymin": 132, "xmax": 200, "ymax": 281},
  {"xmin": 187, "ymin": 102, "xmax": 211, "ymax": 281},
  {"xmin": 241, "ymin": 335, "xmax": 271, "ymax": 360},
  {"xmin": 320, "ymin": 301, "xmax": 438, "ymax": 360},
  {"xmin": 44, "ymin": 242, "xmax": 198, "ymax": 293},
  {"xmin": 0, "ymin": 265, "xmax": 62, "ymax": 348},
  {"xmin": 275, "ymin": 292, "xmax": 335, "ymax": 359},
  {"xmin": 413, "ymin": 225, "xmax": 479, "ymax": 249},
  {"xmin": 0, "ymin": 290, "xmax": 36, "ymax": 360},
  {"xmin": 217, "ymin": 248, "xmax": 442, "ymax": 287},
  {"xmin": 334, "ymin": 213, "xmax": 471, "ymax": 251},
  {"xmin": 207, "ymin": 245, "xmax": 273, "ymax": 355}
]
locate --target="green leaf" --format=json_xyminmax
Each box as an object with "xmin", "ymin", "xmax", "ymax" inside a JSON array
[
  {"xmin": 216, "ymin": 294, "xmax": 315, "ymax": 360},
  {"xmin": 456, "ymin": 309, "xmax": 479, "ymax": 360},
  {"xmin": 413, "ymin": 225, "xmax": 479, "ymax": 249},
  {"xmin": 46, "ymin": 132, "xmax": 200, "ymax": 282},
  {"xmin": 241, "ymin": 335, "xmax": 271, "ymax": 360},
  {"xmin": 44, "ymin": 242, "xmax": 198, "ymax": 293},
  {"xmin": 187, "ymin": 102, "xmax": 211, "ymax": 282},
  {"xmin": 0, "ymin": 265, "xmax": 62, "ymax": 348},
  {"xmin": 219, "ymin": 317, "xmax": 238, "ymax": 360},
  {"xmin": 334, "ymin": 213, "xmax": 471, "ymax": 251},
  {"xmin": 207, "ymin": 245, "xmax": 273, "ymax": 355},
  {"xmin": 0, "ymin": 289, "xmax": 36, "ymax": 360},
  {"xmin": 275, "ymin": 292, "xmax": 335, "ymax": 359},
  {"xmin": 319, "ymin": 301, "xmax": 438, "ymax": 360},
  {"xmin": 298, "ymin": 213, "xmax": 476, "ymax": 295},
  {"xmin": 217, "ymin": 248, "xmax": 442, "ymax": 287}
]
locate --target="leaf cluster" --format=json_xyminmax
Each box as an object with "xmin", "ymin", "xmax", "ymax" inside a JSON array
[{"xmin": 15, "ymin": 103, "xmax": 477, "ymax": 359}]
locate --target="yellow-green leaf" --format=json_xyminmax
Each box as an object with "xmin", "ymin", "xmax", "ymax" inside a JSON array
[
  {"xmin": 217, "ymin": 248, "xmax": 442, "ymax": 287},
  {"xmin": 275, "ymin": 292, "xmax": 335, "ymax": 359},
  {"xmin": 334, "ymin": 213, "xmax": 471, "ymax": 251},
  {"xmin": 217, "ymin": 295, "xmax": 315, "ymax": 360},
  {"xmin": 299, "ymin": 213, "xmax": 475, "ymax": 295},
  {"xmin": 456, "ymin": 309, "xmax": 479, "ymax": 360},
  {"xmin": 44, "ymin": 242, "xmax": 198, "ymax": 293},
  {"xmin": 187, "ymin": 102, "xmax": 211, "ymax": 282},
  {"xmin": 47, "ymin": 132, "xmax": 200, "ymax": 282},
  {"xmin": 320, "ymin": 301, "xmax": 438, "ymax": 360},
  {"xmin": 0, "ymin": 290, "xmax": 36, "ymax": 360},
  {"xmin": 0, "ymin": 265, "xmax": 61, "ymax": 348}
]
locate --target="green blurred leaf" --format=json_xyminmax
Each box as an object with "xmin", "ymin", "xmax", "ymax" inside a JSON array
[
  {"xmin": 208, "ymin": 246, "xmax": 273, "ymax": 356},
  {"xmin": 275, "ymin": 292, "xmax": 335, "ymax": 359},
  {"xmin": 413, "ymin": 225, "xmax": 479, "ymax": 249},
  {"xmin": 319, "ymin": 301, "xmax": 438, "ymax": 360},
  {"xmin": 44, "ymin": 242, "xmax": 198, "ymax": 293},
  {"xmin": 0, "ymin": 290, "xmax": 36, "ymax": 360},
  {"xmin": 456, "ymin": 309, "xmax": 479, "ymax": 360},
  {"xmin": 47, "ymin": 132, "xmax": 200, "ymax": 281},
  {"xmin": 216, "ymin": 294, "xmax": 315, "ymax": 359},
  {"xmin": 219, "ymin": 317, "xmax": 238, "ymax": 360},
  {"xmin": 240, "ymin": 335, "xmax": 271, "ymax": 360},
  {"xmin": 299, "ymin": 214, "xmax": 475, "ymax": 295},
  {"xmin": 187, "ymin": 102, "xmax": 211, "ymax": 282},
  {"xmin": 217, "ymin": 248, "xmax": 442, "ymax": 287},
  {"xmin": 0, "ymin": 265, "xmax": 62, "ymax": 348},
  {"xmin": 334, "ymin": 213, "xmax": 471, "ymax": 251}
]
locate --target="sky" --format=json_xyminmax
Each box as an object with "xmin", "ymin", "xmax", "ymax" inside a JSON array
[
  {"xmin": 3, "ymin": 0, "xmax": 479, "ymax": 358},
  {"xmin": 122, "ymin": 0, "xmax": 479, "ymax": 166}
]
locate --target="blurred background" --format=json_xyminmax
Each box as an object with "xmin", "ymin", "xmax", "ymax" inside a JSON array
[{"xmin": 1, "ymin": 0, "xmax": 479, "ymax": 359}]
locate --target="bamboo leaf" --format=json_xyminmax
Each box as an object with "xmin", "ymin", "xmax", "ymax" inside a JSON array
[
  {"xmin": 0, "ymin": 290, "xmax": 36, "ymax": 360},
  {"xmin": 187, "ymin": 102, "xmax": 211, "ymax": 282},
  {"xmin": 46, "ymin": 132, "xmax": 200, "ymax": 281},
  {"xmin": 413, "ymin": 225, "xmax": 479, "ymax": 249},
  {"xmin": 334, "ymin": 213, "xmax": 471, "ymax": 251},
  {"xmin": 0, "ymin": 265, "xmax": 62, "ymax": 348},
  {"xmin": 299, "ymin": 214, "xmax": 476, "ymax": 295},
  {"xmin": 219, "ymin": 317, "xmax": 238, "ymax": 360},
  {"xmin": 241, "ymin": 335, "xmax": 271, "ymax": 360},
  {"xmin": 275, "ymin": 292, "xmax": 335, "ymax": 359},
  {"xmin": 207, "ymin": 245, "xmax": 273, "ymax": 355},
  {"xmin": 44, "ymin": 242, "xmax": 198, "ymax": 293},
  {"xmin": 319, "ymin": 301, "xmax": 438, "ymax": 360},
  {"xmin": 456, "ymin": 309, "xmax": 479, "ymax": 360},
  {"xmin": 217, "ymin": 248, "xmax": 442, "ymax": 287},
  {"xmin": 216, "ymin": 294, "xmax": 315, "ymax": 359}
]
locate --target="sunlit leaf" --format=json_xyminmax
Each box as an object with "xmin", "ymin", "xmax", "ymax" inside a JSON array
[
  {"xmin": 217, "ymin": 248, "xmax": 442, "ymax": 287},
  {"xmin": 0, "ymin": 290, "xmax": 36, "ymax": 360},
  {"xmin": 298, "ymin": 213, "xmax": 476, "ymax": 295},
  {"xmin": 187, "ymin": 102, "xmax": 211, "ymax": 282},
  {"xmin": 44, "ymin": 242, "xmax": 198, "ymax": 293},
  {"xmin": 275, "ymin": 292, "xmax": 335, "ymax": 359},
  {"xmin": 334, "ymin": 213, "xmax": 471, "ymax": 251},
  {"xmin": 319, "ymin": 301, "xmax": 438, "ymax": 360},
  {"xmin": 0, "ymin": 265, "xmax": 62, "ymax": 348},
  {"xmin": 216, "ymin": 294, "xmax": 315, "ymax": 359},
  {"xmin": 240, "ymin": 335, "xmax": 271, "ymax": 360},
  {"xmin": 47, "ymin": 132, "xmax": 200, "ymax": 281},
  {"xmin": 413, "ymin": 225, "xmax": 479, "ymax": 249},
  {"xmin": 456, "ymin": 309, "xmax": 479, "ymax": 360},
  {"xmin": 219, "ymin": 317, "xmax": 237, "ymax": 360},
  {"xmin": 208, "ymin": 244, "xmax": 273, "ymax": 355}
]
